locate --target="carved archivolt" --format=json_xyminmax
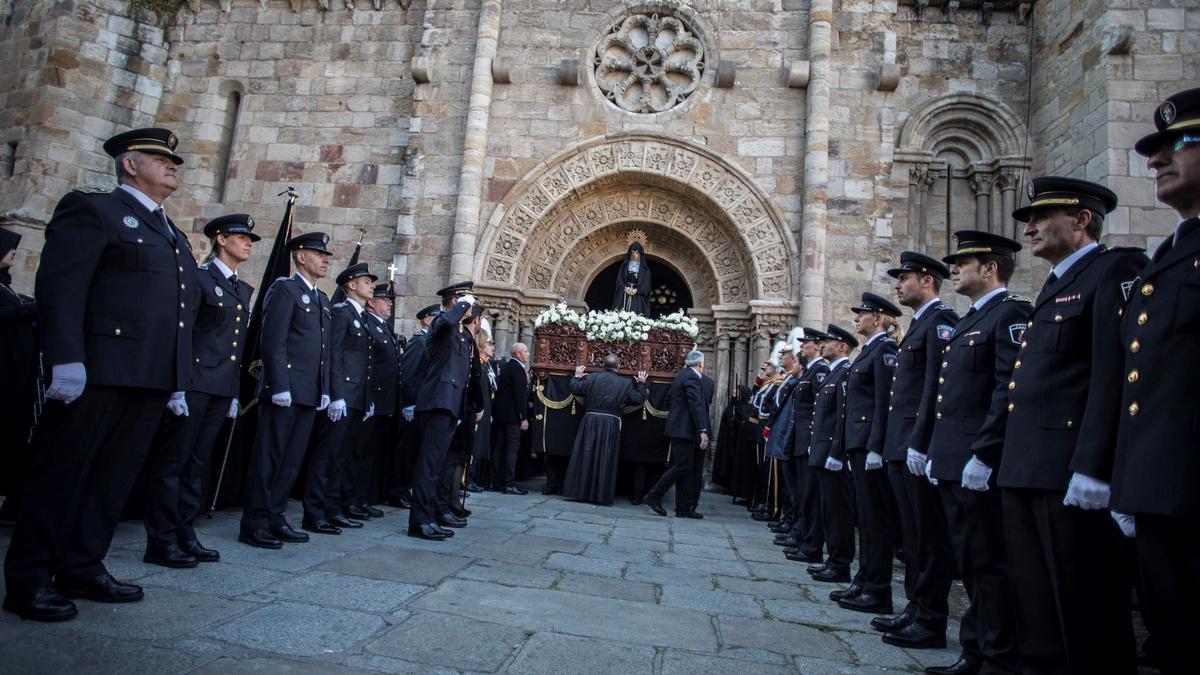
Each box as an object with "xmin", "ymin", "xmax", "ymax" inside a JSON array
[{"xmin": 476, "ymin": 134, "xmax": 797, "ymax": 305}]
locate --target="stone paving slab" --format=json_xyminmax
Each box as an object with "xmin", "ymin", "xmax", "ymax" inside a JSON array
[
  {"xmin": 1, "ymin": 631, "xmax": 212, "ymax": 673},
  {"xmin": 257, "ymin": 570, "xmax": 427, "ymax": 612},
  {"xmin": 365, "ymin": 611, "xmax": 530, "ymax": 671},
  {"xmin": 206, "ymin": 601, "xmax": 386, "ymax": 657},
  {"xmin": 553, "ymin": 572, "xmax": 659, "ymax": 603},
  {"xmin": 504, "ymin": 632, "xmax": 656, "ymax": 675},
  {"xmin": 455, "ymin": 559, "xmax": 562, "ymax": 589},
  {"xmin": 661, "ymin": 649, "xmax": 795, "ymax": 675}
]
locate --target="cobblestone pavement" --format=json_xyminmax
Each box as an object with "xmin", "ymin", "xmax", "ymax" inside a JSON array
[{"xmin": 0, "ymin": 483, "xmax": 964, "ymax": 673}]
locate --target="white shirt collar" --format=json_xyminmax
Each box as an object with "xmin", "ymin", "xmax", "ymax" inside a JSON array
[
  {"xmin": 368, "ymin": 311, "xmax": 386, "ymax": 323},
  {"xmin": 346, "ymin": 297, "xmax": 364, "ymax": 316},
  {"xmin": 828, "ymin": 356, "xmax": 850, "ymax": 369},
  {"xmin": 294, "ymin": 273, "xmax": 316, "ymax": 291},
  {"xmin": 210, "ymin": 257, "xmax": 235, "ymax": 280},
  {"xmin": 912, "ymin": 297, "xmax": 942, "ymax": 321},
  {"xmin": 972, "ymin": 286, "xmax": 1008, "ymax": 312},
  {"xmin": 119, "ymin": 183, "xmax": 163, "ymax": 211},
  {"xmin": 1052, "ymin": 242, "xmax": 1099, "ymax": 279},
  {"xmin": 865, "ymin": 331, "xmax": 886, "ymax": 346},
  {"xmin": 806, "ymin": 356, "xmax": 824, "ymax": 370},
  {"xmin": 689, "ymin": 366, "xmax": 703, "ymax": 378}
]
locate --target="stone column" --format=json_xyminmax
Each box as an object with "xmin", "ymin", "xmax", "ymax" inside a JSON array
[
  {"xmin": 969, "ymin": 170, "xmax": 994, "ymax": 232},
  {"xmin": 798, "ymin": 0, "xmax": 833, "ymax": 326},
  {"xmin": 448, "ymin": 0, "xmax": 502, "ymax": 282},
  {"xmin": 494, "ymin": 312, "xmax": 512, "ymax": 358},
  {"xmin": 997, "ymin": 170, "xmax": 1019, "ymax": 240},
  {"xmin": 733, "ymin": 333, "xmax": 748, "ymax": 390},
  {"xmin": 713, "ymin": 331, "xmax": 731, "ymax": 436},
  {"xmin": 908, "ymin": 164, "xmax": 933, "ymax": 248}
]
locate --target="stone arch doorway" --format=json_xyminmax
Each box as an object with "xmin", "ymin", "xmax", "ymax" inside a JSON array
[
  {"xmin": 584, "ymin": 254, "xmax": 694, "ymax": 318},
  {"xmin": 473, "ymin": 133, "xmax": 801, "ymax": 409}
]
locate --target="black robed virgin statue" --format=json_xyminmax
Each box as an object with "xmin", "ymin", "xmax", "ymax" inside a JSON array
[{"xmin": 611, "ymin": 238, "xmax": 652, "ymax": 315}]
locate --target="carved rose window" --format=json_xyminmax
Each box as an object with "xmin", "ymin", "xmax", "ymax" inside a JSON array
[{"xmin": 594, "ymin": 11, "xmax": 705, "ymax": 114}]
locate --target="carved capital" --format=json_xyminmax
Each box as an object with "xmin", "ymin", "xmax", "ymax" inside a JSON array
[{"xmin": 968, "ymin": 171, "xmax": 995, "ymax": 196}]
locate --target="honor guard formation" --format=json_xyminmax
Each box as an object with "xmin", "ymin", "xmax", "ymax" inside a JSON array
[{"xmin": 0, "ymin": 87, "xmax": 1198, "ymax": 675}]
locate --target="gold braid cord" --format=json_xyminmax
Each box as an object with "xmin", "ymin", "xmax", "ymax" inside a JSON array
[{"xmin": 536, "ymin": 384, "xmax": 577, "ymax": 414}]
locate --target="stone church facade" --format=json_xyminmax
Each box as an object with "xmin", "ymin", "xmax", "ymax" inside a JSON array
[{"xmin": 1, "ymin": 0, "xmax": 1196, "ymax": 403}]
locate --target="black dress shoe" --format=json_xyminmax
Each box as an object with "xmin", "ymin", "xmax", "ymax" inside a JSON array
[
  {"xmin": 774, "ymin": 535, "xmax": 799, "ymax": 547},
  {"xmin": 181, "ymin": 539, "xmax": 220, "ymax": 562},
  {"xmin": 438, "ymin": 513, "xmax": 468, "ymax": 528},
  {"xmin": 330, "ymin": 514, "xmax": 364, "ymax": 529},
  {"xmin": 629, "ymin": 496, "xmax": 643, "ymax": 505},
  {"xmin": 882, "ymin": 621, "xmax": 947, "ymax": 649},
  {"xmin": 829, "ymin": 582, "xmax": 862, "ymax": 601},
  {"xmin": 3, "ymin": 587, "xmax": 77, "ymax": 622},
  {"xmin": 240, "ymin": 529, "xmax": 284, "ymax": 549},
  {"xmin": 466, "ymin": 482, "xmax": 485, "ymax": 493},
  {"xmin": 408, "ymin": 522, "xmax": 449, "ymax": 540},
  {"xmin": 811, "ymin": 567, "xmax": 851, "ymax": 583},
  {"xmin": 644, "ymin": 496, "xmax": 667, "ymax": 517},
  {"xmin": 871, "ymin": 607, "xmax": 915, "ymax": 632},
  {"xmin": 448, "ymin": 502, "xmax": 472, "ymax": 518},
  {"xmin": 806, "ymin": 562, "xmax": 827, "ymax": 574},
  {"xmin": 750, "ymin": 511, "xmax": 774, "ymax": 521},
  {"xmin": 344, "ymin": 505, "xmax": 372, "ymax": 520},
  {"xmin": 270, "ymin": 524, "xmax": 310, "ymax": 543},
  {"xmin": 838, "ymin": 591, "xmax": 893, "ymax": 614},
  {"xmin": 301, "ymin": 519, "xmax": 342, "ymax": 535},
  {"xmin": 677, "ymin": 511, "xmax": 703, "ymax": 519},
  {"xmin": 924, "ymin": 657, "xmax": 979, "ymax": 675},
  {"xmin": 385, "ymin": 495, "xmax": 412, "ymax": 509},
  {"xmin": 769, "ymin": 522, "xmax": 792, "ymax": 533},
  {"xmin": 362, "ymin": 505, "xmax": 385, "ymax": 518},
  {"xmin": 143, "ymin": 543, "xmax": 198, "ymax": 569},
  {"xmin": 55, "ymin": 573, "xmax": 143, "ymax": 603},
  {"xmin": 784, "ymin": 549, "xmax": 823, "ymax": 564},
  {"xmin": 504, "ymin": 485, "xmax": 528, "ymax": 495}
]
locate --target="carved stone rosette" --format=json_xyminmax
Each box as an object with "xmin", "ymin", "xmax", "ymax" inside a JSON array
[{"xmin": 594, "ymin": 7, "xmax": 706, "ymax": 114}]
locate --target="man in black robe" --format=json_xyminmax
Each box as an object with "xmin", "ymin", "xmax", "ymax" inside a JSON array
[
  {"xmin": 611, "ymin": 241, "xmax": 652, "ymax": 315},
  {"xmin": 562, "ymin": 354, "xmax": 647, "ymax": 506},
  {"xmin": 0, "ymin": 228, "xmax": 38, "ymax": 523}
]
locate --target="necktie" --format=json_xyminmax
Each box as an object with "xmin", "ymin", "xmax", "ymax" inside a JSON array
[
  {"xmin": 1175, "ymin": 218, "xmax": 1200, "ymax": 247},
  {"xmin": 228, "ymin": 273, "xmax": 238, "ymax": 285},
  {"xmin": 1045, "ymin": 271, "xmax": 1058, "ymax": 287},
  {"xmin": 965, "ymin": 306, "xmax": 977, "ymax": 317},
  {"xmin": 155, "ymin": 208, "xmax": 177, "ymax": 244}
]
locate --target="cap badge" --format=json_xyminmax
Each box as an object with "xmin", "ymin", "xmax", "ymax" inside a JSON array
[
  {"xmin": 247, "ymin": 216, "xmax": 254, "ymax": 227},
  {"xmin": 167, "ymin": 133, "xmax": 177, "ymax": 148},
  {"xmin": 1026, "ymin": 181, "xmax": 1036, "ymax": 200},
  {"xmin": 302, "ymin": 294, "xmax": 311, "ymax": 304},
  {"xmin": 321, "ymin": 234, "xmax": 330, "ymax": 245},
  {"xmin": 123, "ymin": 215, "xmax": 139, "ymax": 229},
  {"xmin": 1160, "ymin": 101, "xmax": 1177, "ymax": 125},
  {"xmin": 215, "ymin": 286, "xmax": 224, "ymax": 297}
]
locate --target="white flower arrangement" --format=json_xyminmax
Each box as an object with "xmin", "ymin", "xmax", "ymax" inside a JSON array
[{"xmin": 533, "ymin": 304, "xmax": 700, "ymax": 344}]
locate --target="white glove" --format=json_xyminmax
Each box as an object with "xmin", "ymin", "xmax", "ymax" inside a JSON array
[
  {"xmin": 271, "ymin": 391, "xmax": 292, "ymax": 407},
  {"xmin": 46, "ymin": 362, "xmax": 86, "ymax": 404},
  {"xmin": 364, "ymin": 403, "xmax": 374, "ymax": 421},
  {"xmin": 1111, "ymin": 511, "xmax": 1136, "ymax": 538},
  {"xmin": 459, "ymin": 294, "xmax": 476, "ymax": 306},
  {"xmin": 700, "ymin": 432, "xmax": 709, "ymax": 450},
  {"xmin": 167, "ymin": 391, "xmax": 189, "ymax": 417},
  {"xmin": 906, "ymin": 449, "xmax": 927, "ymax": 476},
  {"xmin": 824, "ymin": 456, "xmax": 844, "ymax": 472},
  {"xmin": 865, "ymin": 451, "xmax": 884, "ymax": 470},
  {"xmin": 228, "ymin": 398, "xmax": 239, "ymax": 418},
  {"xmin": 402, "ymin": 405, "xmax": 415, "ymax": 422},
  {"xmin": 318, "ymin": 394, "xmax": 330, "ymax": 411},
  {"xmin": 1063, "ymin": 472, "xmax": 1110, "ymax": 510},
  {"xmin": 327, "ymin": 399, "xmax": 346, "ymax": 421},
  {"xmin": 961, "ymin": 456, "xmax": 993, "ymax": 492},
  {"xmin": 925, "ymin": 459, "xmax": 938, "ymax": 486}
]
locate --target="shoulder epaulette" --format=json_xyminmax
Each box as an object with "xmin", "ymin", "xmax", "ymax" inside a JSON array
[
  {"xmin": 1105, "ymin": 245, "xmax": 1147, "ymax": 254},
  {"xmin": 333, "ymin": 301, "xmax": 347, "ymax": 309},
  {"xmin": 274, "ymin": 276, "xmax": 290, "ymax": 284},
  {"xmin": 934, "ymin": 303, "xmax": 953, "ymax": 312},
  {"xmin": 72, "ymin": 186, "xmax": 109, "ymax": 194},
  {"xmin": 198, "ymin": 263, "xmax": 209, "ymax": 270},
  {"xmin": 1004, "ymin": 294, "xmax": 1032, "ymax": 303}
]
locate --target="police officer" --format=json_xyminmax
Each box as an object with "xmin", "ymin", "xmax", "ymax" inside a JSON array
[
  {"xmin": 830, "ymin": 293, "xmax": 900, "ymax": 615},
  {"xmin": 386, "ymin": 303, "xmax": 439, "ymax": 508},
  {"xmin": 877, "ymin": 253, "xmax": 958, "ymax": 648},
  {"xmin": 143, "ymin": 214, "xmax": 258, "ymax": 568},
  {"xmin": 999, "ymin": 177, "xmax": 1145, "ymax": 674},
  {"xmin": 238, "ymin": 232, "xmax": 333, "ymax": 549},
  {"xmin": 302, "ymin": 262, "xmax": 376, "ymax": 535},
  {"xmin": 778, "ymin": 329, "xmax": 831, "ymax": 564},
  {"xmin": 807, "ymin": 325, "xmax": 856, "ymax": 585},
  {"xmin": 4, "ymin": 128, "xmax": 198, "ymax": 621},
  {"xmin": 1109, "ymin": 87, "xmax": 1200, "ymax": 675},
  {"xmin": 408, "ymin": 282, "xmax": 478, "ymax": 540},
  {"xmin": 925, "ymin": 231, "xmax": 1029, "ymax": 675}
]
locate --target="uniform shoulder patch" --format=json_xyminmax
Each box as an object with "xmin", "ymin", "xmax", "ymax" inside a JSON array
[
  {"xmin": 937, "ymin": 324, "xmax": 954, "ymax": 340},
  {"xmin": 814, "ymin": 371, "xmax": 827, "ymax": 384},
  {"xmin": 883, "ymin": 353, "xmax": 898, "ymax": 368},
  {"xmin": 1003, "ymin": 294, "xmax": 1032, "ymax": 304},
  {"xmin": 1008, "ymin": 323, "xmax": 1027, "ymax": 345}
]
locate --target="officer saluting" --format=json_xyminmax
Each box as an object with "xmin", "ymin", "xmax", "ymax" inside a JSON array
[
  {"xmin": 1109, "ymin": 87, "xmax": 1200, "ymax": 674},
  {"xmin": 144, "ymin": 214, "xmax": 259, "ymax": 568},
  {"xmin": 239, "ymin": 232, "xmax": 333, "ymax": 549},
  {"xmin": 925, "ymin": 231, "xmax": 1029, "ymax": 675},
  {"xmin": 4, "ymin": 128, "xmax": 198, "ymax": 622},
  {"xmin": 385, "ymin": 303, "xmax": 440, "ymax": 509},
  {"xmin": 999, "ymin": 177, "xmax": 1145, "ymax": 674}
]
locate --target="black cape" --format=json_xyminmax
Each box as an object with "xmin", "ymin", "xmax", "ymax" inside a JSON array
[{"xmin": 562, "ymin": 370, "xmax": 646, "ymax": 505}]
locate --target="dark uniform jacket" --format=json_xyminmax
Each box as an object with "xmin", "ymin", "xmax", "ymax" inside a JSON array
[
  {"xmin": 493, "ymin": 358, "xmax": 529, "ymax": 424},
  {"xmin": 832, "ymin": 334, "xmax": 898, "ymax": 461},
  {"xmin": 999, "ymin": 245, "xmax": 1148, "ymax": 491},
  {"xmin": 792, "ymin": 359, "xmax": 831, "ymax": 457},
  {"xmin": 190, "ymin": 262, "xmax": 252, "ymax": 398},
  {"xmin": 808, "ymin": 359, "xmax": 851, "ymax": 466},
  {"xmin": 884, "ymin": 302, "xmax": 958, "ymax": 461},
  {"xmin": 663, "ymin": 367, "xmax": 710, "ymax": 443},
  {"xmin": 36, "ymin": 188, "xmax": 198, "ymax": 391},
  {"xmin": 399, "ymin": 330, "xmax": 427, "ymax": 407},
  {"xmin": 414, "ymin": 300, "xmax": 473, "ymax": 417},
  {"xmin": 257, "ymin": 274, "xmax": 331, "ymax": 408},
  {"xmin": 329, "ymin": 300, "xmax": 372, "ymax": 412},
  {"xmin": 1112, "ymin": 219, "xmax": 1200, "ymax": 517},
  {"xmin": 927, "ymin": 291, "xmax": 1031, "ymax": 481},
  {"xmin": 366, "ymin": 312, "xmax": 400, "ymax": 417},
  {"xmin": 765, "ymin": 374, "xmax": 800, "ymax": 459}
]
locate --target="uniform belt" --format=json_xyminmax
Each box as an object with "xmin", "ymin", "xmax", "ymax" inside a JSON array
[
  {"xmin": 748, "ymin": 416, "xmax": 760, "ymax": 423},
  {"xmin": 584, "ymin": 411, "xmax": 622, "ymax": 419}
]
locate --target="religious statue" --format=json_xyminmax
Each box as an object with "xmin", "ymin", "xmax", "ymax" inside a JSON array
[{"xmin": 611, "ymin": 233, "xmax": 652, "ymax": 315}]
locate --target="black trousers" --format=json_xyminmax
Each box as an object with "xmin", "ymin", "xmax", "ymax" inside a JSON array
[
  {"xmin": 815, "ymin": 462, "xmax": 855, "ymax": 574},
  {"xmin": 939, "ymin": 481, "xmax": 1014, "ymax": 673},
  {"xmin": 144, "ymin": 391, "xmax": 231, "ymax": 548},
  {"xmin": 302, "ymin": 409, "xmax": 363, "ymax": 521},
  {"xmin": 409, "ymin": 411, "xmax": 456, "ymax": 527},
  {"xmin": 240, "ymin": 402, "xmax": 316, "ymax": 533},
  {"xmin": 788, "ymin": 457, "xmax": 825, "ymax": 557},
  {"xmin": 1137, "ymin": 514, "xmax": 1200, "ymax": 675},
  {"xmin": 689, "ymin": 445, "xmax": 706, "ymax": 513},
  {"xmin": 1001, "ymin": 487, "xmax": 1135, "ymax": 675},
  {"xmin": 544, "ymin": 455, "xmax": 568, "ymax": 493},
  {"xmin": 848, "ymin": 449, "xmax": 892, "ymax": 595},
  {"xmin": 888, "ymin": 460, "xmax": 954, "ymax": 630},
  {"xmin": 646, "ymin": 439, "xmax": 700, "ymax": 514},
  {"xmin": 340, "ymin": 415, "xmax": 378, "ymax": 509},
  {"xmin": 436, "ymin": 427, "xmax": 470, "ymax": 515},
  {"xmin": 5, "ymin": 387, "xmax": 167, "ymax": 593},
  {"xmin": 386, "ymin": 416, "xmax": 417, "ymax": 500},
  {"xmin": 493, "ymin": 422, "xmax": 521, "ymax": 488},
  {"xmin": 778, "ymin": 456, "xmax": 797, "ymax": 521}
]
